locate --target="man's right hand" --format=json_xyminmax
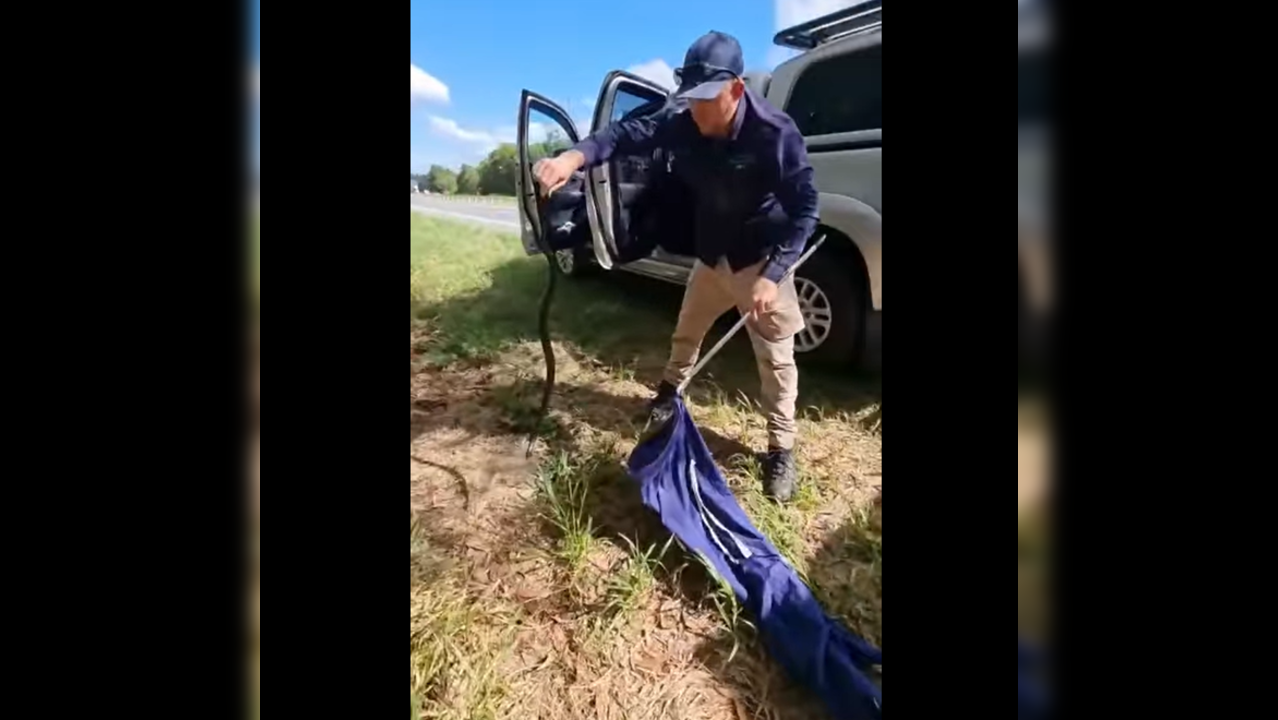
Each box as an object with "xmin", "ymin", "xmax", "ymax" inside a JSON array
[{"xmin": 533, "ymin": 150, "xmax": 585, "ymax": 196}]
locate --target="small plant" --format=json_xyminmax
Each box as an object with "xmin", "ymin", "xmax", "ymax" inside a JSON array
[
  {"xmin": 694, "ymin": 552, "xmax": 755, "ymax": 664},
  {"xmin": 603, "ymin": 534, "xmax": 674, "ymax": 625},
  {"xmin": 845, "ymin": 505, "xmax": 882, "ymax": 571},
  {"xmin": 859, "ymin": 404, "xmax": 883, "ymax": 434},
  {"xmin": 537, "ymin": 451, "xmax": 596, "ymax": 577},
  {"xmin": 609, "ymin": 363, "xmax": 637, "ymax": 384}
]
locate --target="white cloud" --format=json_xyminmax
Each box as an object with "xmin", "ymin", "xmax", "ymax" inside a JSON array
[
  {"xmin": 626, "ymin": 59, "xmax": 676, "ymax": 90},
  {"xmin": 775, "ymin": 0, "xmax": 862, "ymax": 32},
  {"xmin": 493, "ymin": 126, "xmax": 516, "ymax": 144},
  {"xmin": 766, "ymin": 46, "xmax": 799, "ymax": 70},
  {"xmin": 429, "ymin": 118, "xmax": 568, "ymax": 155},
  {"xmin": 767, "ymin": 0, "xmax": 863, "ymax": 67},
  {"xmin": 429, "ymin": 116, "xmax": 498, "ymax": 146},
  {"xmin": 411, "ymin": 64, "xmax": 450, "ymax": 105},
  {"xmin": 581, "ymin": 97, "xmax": 596, "ymax": 110}
]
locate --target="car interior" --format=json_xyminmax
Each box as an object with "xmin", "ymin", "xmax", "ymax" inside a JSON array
[
  {"xmin": 524, "ymin": 82, "xmax": 706, "ymax": 265},
  {"xmin": 607, "ymin": 72, "xmax": 777, "ymax": 266},
  {"xmin": 603, "ymin": 91, "xmax": 698, "ymax": 262}
]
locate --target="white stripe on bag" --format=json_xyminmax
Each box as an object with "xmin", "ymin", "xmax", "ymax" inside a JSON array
[{"xmin": 688, "ymin": 458, "xmax": 753, "ymax": 562}]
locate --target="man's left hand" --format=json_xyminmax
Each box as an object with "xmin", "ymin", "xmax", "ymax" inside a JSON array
[{"xmin": 749, "ymin": 276, "xmax": 779, "ymax": 322}]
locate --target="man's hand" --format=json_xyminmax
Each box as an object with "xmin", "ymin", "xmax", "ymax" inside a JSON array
[
  {"xmin": 533, "ymin": 150, "xmax": 585, "ymax": 196},
  {"xmin": 749, "ymin": 276, "xmax": 779, "ymax": 322}
]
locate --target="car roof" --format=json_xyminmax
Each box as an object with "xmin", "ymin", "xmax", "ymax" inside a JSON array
[{"xmin": 773, "ymin": 0, "xmax": 881, "ymax": 51}]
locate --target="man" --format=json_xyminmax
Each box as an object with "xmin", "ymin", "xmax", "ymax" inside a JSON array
[{"xmin": 535, "ymin": 31, "xmax": 819, "ymax": 501}]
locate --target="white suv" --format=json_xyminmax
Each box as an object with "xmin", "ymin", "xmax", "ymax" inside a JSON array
[{"xmin": 515, "ymin": 1, "xmax": 882, "ymax": 367}]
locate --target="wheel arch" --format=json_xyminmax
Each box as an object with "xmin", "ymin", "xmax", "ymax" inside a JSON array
[{"xmin": 815, "ymin": 192, "xmax": 881, "ymax": 310}]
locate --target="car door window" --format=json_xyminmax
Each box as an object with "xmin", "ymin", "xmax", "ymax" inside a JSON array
[
  {"xmin": 527, "ymin": 109, "xmax": 575, "ymax": 163},
  {"xmin": 516, "ymin": 91, "xmax": 599, "ymax": 261},
  {"xmin": 585, "ymin": 73, "xmax": 671, "ymax": 264},
  {"xmin": 612, "ymin": 91, "xmax": 659, "ymax": 123},
  {"xmin": 606, "ymin": 85, "xmax": 667, "ymax": 248}
]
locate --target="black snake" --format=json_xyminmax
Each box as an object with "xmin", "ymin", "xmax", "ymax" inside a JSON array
[{"xmin": 526, "ymin": 193, "xmax": 560, "ymax": 457}]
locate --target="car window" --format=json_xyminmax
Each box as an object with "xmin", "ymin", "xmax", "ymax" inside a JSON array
[
  {"xmin": 785, "ymin": 44, "xmax": 881, "ymax": 136},
  {"xmin": 527, "ymin": 107, "xmax": 575, "ymax": 164},
  {"xmin": 612, "ymin": 84, "xmax": 665, "ymax": 123},
  {"xmin": 620, "ymin": 97, "xmax": 666, "ymax": 124},
  {"xmin": 608, "ymin": 83, "xmax": 667, "ymax": 182}
]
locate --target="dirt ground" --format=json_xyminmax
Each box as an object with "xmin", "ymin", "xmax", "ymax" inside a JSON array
[{"xmin": 411, "ymin": 328, "xmax": 882, "ymax": 720}]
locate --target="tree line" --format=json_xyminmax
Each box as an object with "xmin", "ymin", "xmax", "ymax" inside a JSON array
[{"xmin": 412, "ymin": 128, "xmax": 571, "ymax": 196}]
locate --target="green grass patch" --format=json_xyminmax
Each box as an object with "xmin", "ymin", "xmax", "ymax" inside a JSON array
[
  {"xmin": 536, "ymin": 451, "xmax": 597, "ymax": 582},
  {"xmin": 409, "ymin": 213, "xmax": 681, "ymax": 369},
  {"xmin": 806, "ymin": 506, "xmax": 882, "ymax": 648},
  {"xmin": 603, "ymin": 534, "xmax": 673, "ymax": 625},
  {"xmin": 446, "ymin": 194, "xmax": 516, "ymax": 204},
  {"xmin": 410, "ymin": 518, "xmax": 518, "ymax": 720}
]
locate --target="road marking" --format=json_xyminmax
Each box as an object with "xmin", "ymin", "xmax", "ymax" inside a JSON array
[{"xmin": 410, "ymin": 204, "xmax": 520, "ymax": 230}]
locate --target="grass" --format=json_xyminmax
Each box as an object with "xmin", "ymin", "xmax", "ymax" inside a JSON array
[
  {"xmin": 410, "ymin": 214, "xmax": 523, "ymax": 321},
  {"xmin": 603, "ymin": 534, "xmax": 673, "ymax": 625},
  {"xmin": 698, "ymin": 552, "xmax": 757, "ymax": 664},
  {"xmin": 729, "ymin": 454, "xmax": 813, "ymax": 573},
  {"xmin": 410, "ymin": 518, "xmax": 519, "ymax": 720},
  {"xmin": 445, "ymin": 194, "xmax": 516, "ymax": 204},
  {"xmin": 410, "ymin": 212, "xmax": 697, "ymax": 373},
  {"xmin": 410, "ymin": 214, "xmax": 882, "ymax": 719},
  {"xmin": 536, "ymin": 451, "xmax": 597, "ymax": 582}
]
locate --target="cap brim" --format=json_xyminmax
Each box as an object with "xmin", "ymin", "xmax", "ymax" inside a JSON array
[{"xmin": 676, "ymin": 79, "xmax": 730, "ymax": 100}]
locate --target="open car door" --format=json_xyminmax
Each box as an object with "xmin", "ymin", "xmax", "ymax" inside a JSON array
[
  {"xmin": 585, "ymin": 71, "xmax": 674, "ymax": 272},
  {"xmin": 515, "ymin": 91, "xmax": 608, "ymax": 266}
]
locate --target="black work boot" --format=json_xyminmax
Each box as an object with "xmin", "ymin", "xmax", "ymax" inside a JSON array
[
  {"xmin": 639, "ymin": 381, "xmax": 679, "ymax": 436},
  {"xmin": 762, "ymin": 447, "xmax": 798, "ymax": 502}
]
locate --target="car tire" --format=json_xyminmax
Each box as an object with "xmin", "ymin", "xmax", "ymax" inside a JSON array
[
  {"xmin": 792, "ymin": 244, "xmax": 865, "ymax": 365},
  {"xmin": 554, "ymin": 246, "xmax": 600, "ymax": 278}
]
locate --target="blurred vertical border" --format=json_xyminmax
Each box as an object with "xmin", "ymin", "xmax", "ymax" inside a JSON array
[
  {"xmin": 246, "ymin": 2, "xmax": 259, "ymax": 718},
  {"xmin": 1019, "ymin": 2, "xmax": 1053, "ymax": 718}
]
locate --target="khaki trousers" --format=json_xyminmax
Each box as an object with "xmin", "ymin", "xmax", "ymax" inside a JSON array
[{"xmin": 662, "ymin": 259, "xmax": 805, "ymax": 450}]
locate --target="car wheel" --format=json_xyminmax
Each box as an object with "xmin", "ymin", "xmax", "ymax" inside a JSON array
[
  {"xmin": 555, "ymin": 246, "xmax": 599, "ymax": 277},
  {"xmin": 792, "ymin": 245, "xmax": 865, "ymax": 365}
]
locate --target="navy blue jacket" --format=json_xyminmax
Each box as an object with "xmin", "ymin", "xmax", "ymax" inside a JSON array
[{"xmin": 573, "ymin": 88, "xmax": 819, "ymax": 283}]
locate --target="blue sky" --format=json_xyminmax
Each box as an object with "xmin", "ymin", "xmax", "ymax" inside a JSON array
[
  {"xmin": 249, "ymin": 0, "xmax": 260, "ymax": 172},
  {"xmin": 410, "ymin": 0, "xmax": 857, "ymax": 174}
]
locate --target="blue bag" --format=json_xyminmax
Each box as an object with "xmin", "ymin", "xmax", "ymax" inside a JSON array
[{"xmin": 628, "ymin": 397, "xmax": 882, "ymax": 720}]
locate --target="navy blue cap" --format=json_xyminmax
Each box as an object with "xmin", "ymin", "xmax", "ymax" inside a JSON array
[{"xmin": 675, "ymin": 31, "xmax": 744, "ymax": 100}]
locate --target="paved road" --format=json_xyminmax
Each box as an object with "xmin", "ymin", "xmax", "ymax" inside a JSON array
[{"xmin": 410, "ymin": 194, "xmax": 520, "ymax": 231}]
